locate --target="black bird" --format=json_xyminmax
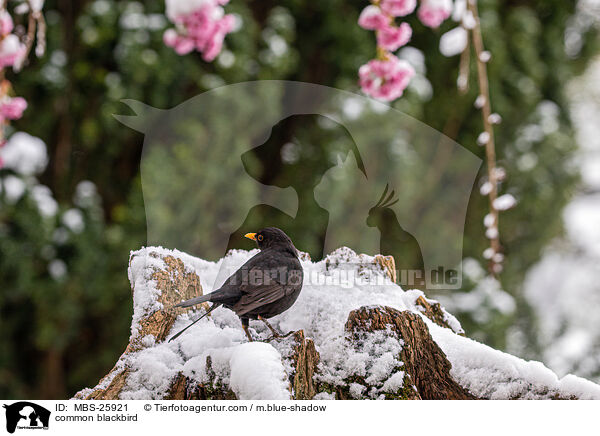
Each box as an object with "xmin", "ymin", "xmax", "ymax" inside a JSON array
[{"xmin": 168, "ymin": 227, "xmax": 303, "ymax": 342}]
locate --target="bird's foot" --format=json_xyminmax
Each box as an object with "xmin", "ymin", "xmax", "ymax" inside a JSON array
[
  {"xmin": 258, "ymin": 315, "xmax": 282, "ymax": 338},
  {"xmin": 264, "ymin": 330, "xmax": 296, "ymax": 343}
]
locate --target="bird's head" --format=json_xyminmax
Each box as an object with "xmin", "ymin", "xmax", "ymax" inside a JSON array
[{"xmin": 245, "ymin": 227, "xmax": 297, "ymax": 255}]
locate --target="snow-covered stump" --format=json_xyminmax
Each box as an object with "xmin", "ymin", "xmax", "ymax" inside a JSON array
[
  {"xmin": 74, "ymin": 248, "xmax": 321, "ymax": 400},
  {"xmin": 161, "ymin": 332, "xmax": 320, "ymax": 400},
  {"xmin": 74, "ymin": 246, "xmax": 600, "ymax": 400},
  {"xmin": 74, "ymin": 251, "xmax": 207, "ymax": 399},
  {"xmin": 344, "ymin": 306, "xmax": 475, "ymax": 400}
]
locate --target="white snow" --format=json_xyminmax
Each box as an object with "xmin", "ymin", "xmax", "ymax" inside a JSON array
[
  {"xmin": 428, "ymin": 320, "xmax": 600, "ymax": 399},
  {"xmin": 48, "ymin": 259, "xmax": 67, "ymax": 280},
  {"xmin": 439, "ymin": 27, "xmax": 468, "ymax": 57},
  {"xmin": 488, "ymin": 113, "xmax": 502, "ymax": 124},
  {"xmin": 519, "ymin": 58, "xmax": 600, "ymax": 383},
  {"xmin": 74, "ymin": 180, "xmax": 98, "ymax": 208},
  {"xmin": 438, "ymin": 270, "xmax": 515, "ymax": 325},
  {"xmin": 452, "ymin": 0, "xmax": 466, "ymax": 22},
  {"xmin": 479, "ymin": 51, "xmax": 491, "ymax": 62},
  {"xmin": 0, "ymin": 175, "xmax": 26, "ymax": 203},
  {"xmin": 479, "ymin": 181, "xmax": 492, "ymax": 195},
  {"xmin": 474, "ymin": 94, "xmax": 485, "ymax": 108},
  {"xmin": 228, "ymin": 343, "xmax": 290, "ymax": 400},
  {"xmin": 483, "ymin": 213, "xmax": 494, "ymax": 228},
  {"xmin": 564, "ymin": 195, "xmax": 600, "ymax": 257},
  {"xmin": 477, "ymin": 131, "xmax": 490, "ymax": 146},
  {"xmin": 0, "ymin": 132, "xmax": 48, "ymax": 176},
  {"xmin": 493, "ymin": 194, "xmax": 517, "ymax": 211},
  {"xmin": 180, "ymin": 342, "xmax": 291, "ymax": 400},
  {"xmin": 127, "ymin": 249, "xmax": 169, "ymax": 337},
  {"xmin": 462, "ymin": 10, "xmax": 476, "ymax": 29},
  {"xmin": 485, "ymin": 226, "xmax": 498, "ymax": 239},
  {"xmin": 165, "ymin": 0, "xmax": 217, "ymax": 21},
  {"xmin": 62, "ymin": 209, "xmax": 85, "ymax": 233},
  {"xmin": 77, "ymin": 246, "xmax": 600, "ymax": 400},
  {"xmin": 31, "ymin": 185, "xmax": 58, "ymax": 217}
]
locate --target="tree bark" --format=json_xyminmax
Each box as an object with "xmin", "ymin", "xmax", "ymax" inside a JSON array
[{"xmin": 345, "ymin": 306, "xmax": 476, "ymax": 400}]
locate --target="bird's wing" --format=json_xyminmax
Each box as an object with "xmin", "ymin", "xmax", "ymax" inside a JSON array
[
  {"xmin": 232, "ymin": 274, "xmax": 292, "ymax": 317},
  {"xmin": 210, "ymin": 248, "xmax": 302, "ymax": 311},
  {"xmin": 220, "ymin": 249, "xmax": 286, "ymax": 289}
]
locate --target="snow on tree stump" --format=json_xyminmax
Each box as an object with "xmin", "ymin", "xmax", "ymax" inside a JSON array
[
  {"xmin": 160, "ymin": 331, "xmax": 320, "ymax": 400},
  {"xmin": 74, "ymin": 249, "xmax": 320, "ymax": 400},
  {"xmin": 374, "ymin": 255, "xmax": 396, "ymax": 283},
  {"xmin": 75, "ymin": 252, "xmax": 207, "ymax": 399},
  {"xmin": 345, "ymin": 306, "xmax": 476, "ymax": 400},
  {"xmin": 74, "ymin": 247, "xmax": 600, "ymax": 401}
]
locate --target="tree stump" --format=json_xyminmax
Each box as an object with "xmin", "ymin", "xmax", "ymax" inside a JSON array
[
  {"xmin": 74, "ymin": 252, "xmax": 206, "ymax": 399},
  {"xmin": 74, "ymin": 248, "xmax": 600, "ymax": 400},
  {"xmin": 345, "ymin": 306, "xmax": 476, "ymax": 400}
]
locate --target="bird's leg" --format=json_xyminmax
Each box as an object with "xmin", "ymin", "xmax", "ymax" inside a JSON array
[
  {"xmin": 241, "ymin": 318, "xmax": 253, "ymax": 342},
  {"xmin": 242, "ymin": 326, "xmax": 254, "ymax": 342},
  {"xmin": 258, "ymin": 315, "xmax": 280, "ymax": 338}
]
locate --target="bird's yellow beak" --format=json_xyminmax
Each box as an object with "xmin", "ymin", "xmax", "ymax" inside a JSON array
[{"xmin": 244, "ymin": 232, "xmax": 257, "ymax": 241}]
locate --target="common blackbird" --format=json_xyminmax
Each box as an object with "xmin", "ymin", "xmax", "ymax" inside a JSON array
[{"xmin": 168, "ymin": 227, "xmax": 303, "ymax": 342}]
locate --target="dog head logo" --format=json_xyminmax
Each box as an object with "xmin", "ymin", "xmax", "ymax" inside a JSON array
[{"xmin": 3, "ymin": 402, "xmax": 50, "ymax": 433}]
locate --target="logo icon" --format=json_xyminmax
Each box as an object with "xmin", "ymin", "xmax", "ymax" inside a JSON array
[{"xmin": 2, "ymin": 402, "xmax": 50, "ymax": 433}]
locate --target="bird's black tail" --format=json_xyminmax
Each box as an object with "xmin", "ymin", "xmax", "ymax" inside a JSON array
[
  {"xmin": 173, "ymin": 293, "xmax": 211, "ymax": 308},
  {"xmin": 168, "ymin": 303, "xmax": 220, "ymax": 342}
]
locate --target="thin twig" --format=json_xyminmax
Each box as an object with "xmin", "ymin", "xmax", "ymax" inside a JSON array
[
  {"xmin": 457, "ymin": 27, "xmax": 470, "ymax": 94},
  {"xmin": 468, "ymin": 0, "xmax": 501, "ymax": 275},
  {"xmin": 21, "ymin": 0, "xmax": 37, "ymax": 61},
  {"xmin": 35, "ymin": 10, "xmax": 45, "ymax": 57}
]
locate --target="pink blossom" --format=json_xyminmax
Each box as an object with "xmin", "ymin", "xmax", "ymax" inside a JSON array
[
  {"xmin": 417, "ymin": 0, "xmax": 453, "ymax": 28},
  {"xmin": 0, "ymin": 11, "xmax": 13, "ymax": 36},
  {"xmin": 0, "ymin": 97, "xmax": 27, "ymax": 120},
  {"xmin": 358, "ymin": 5, "xmax": 389, "ymax": 31},
  {"xmin": 377, "ymin": 22, "xmax": 412, "ymax": 51},
  {"xmin": 174, "ymin": 36, "xmax": 196, "ymax": 55},
  {"xmin": 163, "ymin": 28, "xmax": 178, "ymax": 47},
  {"xmin": 164, "ymin": 1, "xmax": 235, "ymax": 61},
  {"xmin": 379, "ymin": 0, "xmax": 417, "ymax": 17},
  {"xmin": 359, "ymin": 55, "xmax": 415, "ymax": 101},
  {"xmin": 163, "ymin": 29, "xmax": 195, "ymax": 55},
  {"xmin": 0, "ymin": 34, "xmax": 26, "ymax": 68},
  {"xmin": 202, "ymin": 14, "xmax": 235, "ymax": 61}
]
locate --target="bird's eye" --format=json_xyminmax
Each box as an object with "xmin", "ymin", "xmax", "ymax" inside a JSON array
[{"xmin": 257, "ymin": 234, "xmax": 263, "ymax": 241}]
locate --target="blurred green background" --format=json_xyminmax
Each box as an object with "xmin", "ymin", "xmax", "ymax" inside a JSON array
[{"xmin": 1, "ymin": 0, "xmax": 599, "ymax": 398}]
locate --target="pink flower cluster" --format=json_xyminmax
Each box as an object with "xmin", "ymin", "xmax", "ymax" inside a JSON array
[
  {"xmin": 0, "ymin": 96, "xmax": 27, "ymax": 120},
  {"xmin": 358, "ymin": 2, "xmax": 415, "ymax": 51},
  {"xmin": 417, "ymin": 0, "xmax": 452, "ymax": 28},
  {"xmin": 0, "ymin": 11, "xmax": 25, "ymax": 69},
  {"xmin": 357, "ymin": 0, "xmax": 416, "ymax": 101},
  {"xmin": 163, "ymin": 0, "xmax": 235, "ymax": 62},
  {"xmin": 0, "ymin": 9, "xmax": 28, "ymax": 135},
  {"xmin": 357, "ymin": 0, "xmax": 453, "ymax": 101},
  {"xmin": 359, "ymin": 56, "xmax": 415, "ymax": 100}
]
